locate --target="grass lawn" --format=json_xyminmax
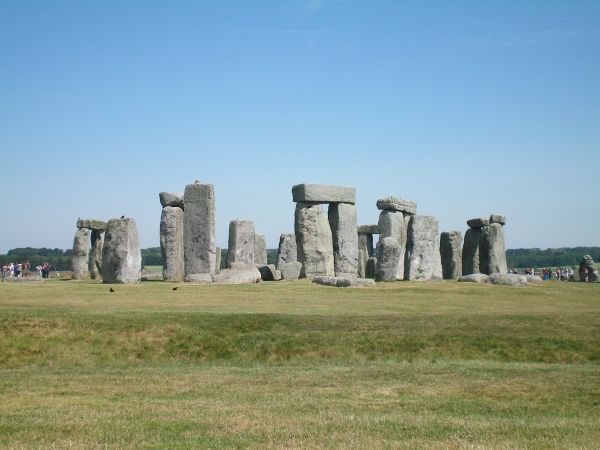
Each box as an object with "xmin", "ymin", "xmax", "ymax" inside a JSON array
[{"xmin": 1, "ymin": 279, "xmax": 599, "ymax": 448}]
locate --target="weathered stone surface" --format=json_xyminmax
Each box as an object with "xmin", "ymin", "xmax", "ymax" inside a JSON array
[
  {"xmin": 258, "ymin": 264, "xmax": 277, "ymax": 281},
  {"xmin": 254, "ymin": 234, "xmax": 267, "ymax": 266},
  {"xmin": 312, "ymin": 276, "xmax": 376, "ymax": 288},
  {"xmin": 71, "ymin": 228, "xmax": 89, "ymax": 280},
  {"xmin": 462, "ymin": 227, "xmax": 482, "ymax": 275},
  {"xmin": 432, "ymin": 234, "xmax": 443, "ymax": 281},
  {"xmin": 160, "ymin": 206, "xmax": 184, "ymax": 282},
  {"xmin": 357, "ymin": 225, "xmax": 380, "ymax": 234},
  {"xmin": 89, "ymin": 230, "xmax": 104, "ymax": 280},
  {"xmin": 184, "ymin": 273, "xmax": 213, "ymax": 283},
  {"xmin": 487, "ymin": 273, "xmax": 527, "ymax": 287},
  {"xmin": 526, "ymin": 275, "xmax": 543, "ymax": 284},
  {"xmin": 274, "ymin": 270, "xmax": 282, "ymax": 281},
  {"xmin": 227, "ymin": 220, "xmax": 255, "ymax": 267},
  {"xmin": 358, "ymin": 233, "xmax": 374, "ymax": 258},
  {"xmin": 183, "ymin": 182, "xmax": 216, "ymax": 276},
  {"xmin": 281, "ymin": 261, "xmax": 302, "ymax": 280},
  {"xmin": 480, "ymin": 223, "xmax": 508, "ymax": 275},
  {"xmin": 376, "ymin": 197, "xmax": 417, "ymax": 215},
  {"xmin": 375, "ymin": 237, "xmax": 402, "ymax": 281},
  {"xmin": 458, "ymin": 273, "xmax": 489, "ymax": 283},
  {"xmin": 101, "ymin": 218, "xmax": 141, "ymax": 284},
  {"xmin": 216, "ymin": 247, "xmax": 221, "ymax": 273},
  {"xmin": 366, "ymin": 257, "xmax": 377, "ymax": 279},
  {"xmin": 378, "ymin": 210, "xmax": 407, "ymax": 280},
  {"xmin": 77, "ymin": 219, "xmax": 106, "ymax": 231},
  {"xmin": 276, "ymin": 234, "xmax": 297, "ymax": 270},
  {"xmin": 579, "ymin": 255, "xmax": 599, "ymax": 282},
  {"xmin": 292, "ymin": 184, "xmax": 356, "ymax": 204},
  {"xmin": 357, "ymin": 249, "xmax": 367, "ymax": 278},
  {"xmin": 328, "ymin": 203, "xmax": 358, "ymax": 278},
  {"xmin": 489, "ymin": 214, "xmax": 506, "ymax": 225},
  {"xmin": 405, "ymin": 215, "xmax": 439, "ymax": 281},
  {"xmin": 212, "ymin": 266, "xmax": 261, "ymax": 284},
  {"xmin": 159, "ymin": 192, "xmax": 184, "ymax": 208},
  {"xmin": 141, "ymin": 271, "xmax": 164, "ymax": 281},
  {"xmin": 467, "ymin": 218, "xmax": 490, "ymax": 228},
  {"xmin": 440, "ymin": 231, "xmax": 463, "ymax": 280},
  {"xmin": 294, "ymin": 202, "xmax": 335, "ymax": 278}
]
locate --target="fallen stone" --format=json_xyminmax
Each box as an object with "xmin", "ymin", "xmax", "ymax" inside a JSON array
[
  {"xmin": 274, "ymin": 270, "xmax": 282, "ymax": 281},
  {"xmin": 77, "ymin": 219, "xmax": 107, "ymax": 231},
  {"xmin": 357, "ymin": 224, "xmax": 380, "ymax": 234},
  {"xmin": 292, "ymin": 184, "xmax": 356, "ymax": 204},
  {"xmin": 281, "ymin": 261, "xmax": 302, "ymax": 280},
  {"xmin": 184, "ymin": 273, "xmax": 213, "ymax": 283},
  {"xmin": 71, "ymin": 228, "xmax": 90, "ymax": 280},
  {"xmin": 328, "ymin": 203, "xmax": 358, "ymax": 278},
  {"xmin": 141, "ymin": 271, "xmax": 164, "ymax": 281},
  {"xmin": 183, "ymin": 181, "xmax": 217, "ymax": 277},
  {"xmin": 375, "ymin": 236, "xmax": 402, "ymax": 281},
  {"xmin": 227, "ymin": 220, "xmax": 255, "ymax": 267},
  {"xmin": 526, "ymin": 275, "xmax": 543, "ymax": 284},
  {"xmin": 254, "ymin": 234, "xmax": 267, "ymax": 266},
  {"xmin": 480, "ymin": 223, "xmax": 508, "ymax": 275},
  {"xmin": 489, "ymin": 214, "xmax": 506, "ymax": 225},
  {"xmin": 312, "ymin": 276, "xmax": 375, "ymax": 288},
  {"xmin": 467, "ymin": 218, "xmax": 490, "ymax": 228},
  {"xmin": 276, "ymin": 233, "xmax": 297, "ymax": 270},
  {"xmin": 405, "ymin": 215, "xmax": 439, "ymax": 281},
  {"xmin": 258, "ymin": 264, "xmax": 277, "ymax": 281},
  {"xmin": 101, "ymin": 218, "xmax": 141, "ymax": 284},
  {"xmin": 160, "ymin": 206, "xmax": 185, "ymax": 282},
  {"xmin": 159, "ymin": 192, "xmax": 184, "ymax": 209},
  {"xmin": 462, "ymin": 227, "xmax": 482, "ymax": 275},
  {"xmin": 212, "ymin": 266, "xmax": 261, "ymax": 284},
  {"xmin": 376, "ymin": 197, "xmax": 417, "ymax": 215},
  {"xmin": 294, "ymin": 202, "xmax": 335, "ymax": 278},
  {"xmin": 440, "ymin": 231, "xmax": 463, "ymax": 280},
  {"xmin": 458, "ymin": 273, "xmax": 489, "ymax": 283},
  {"xmin": 487, "ymin": 273, "xmax": 527, "ymax": 287}
]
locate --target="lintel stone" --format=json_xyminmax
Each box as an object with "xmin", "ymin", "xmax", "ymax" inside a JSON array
[
  {"xmin": 77, "ymin": 219, "xmax": 107, "ymax": 231},
  {"xmin": 376, "ymin": 197, "xmax": 417, "ymax": 215},
  {"xmin": 292, "ymin": 184, "xmax": 355, "ymax": 204},
  {"xmin": 467, "ymin": 217, "xmax": 490, "ymax": 228},
  {"xmin": 357, "ymin": 224, "xmax": 379, "ymax": 234}
]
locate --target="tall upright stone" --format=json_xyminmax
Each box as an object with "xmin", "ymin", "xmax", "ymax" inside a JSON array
[
  {"xmin": 328, "ymin": 203, "xmax": 358, "ymax": 278},
  {"xmin": 227, "ymin": 220, "xmax": 255, "ymax": 267},
  {"xmin": 101, "ymin": 218, "xmax": 141, "ymax": 284},
  {"xmin": 183, "ymin": 181, "xmax": 216, "ymax": 277},
  {"xmin": 216, "ymin": 247, "xmax": 221, "ymax": 273},
  {"xmin": 254, "ymin": 233, "xmax": 267, "ymax": 266},
  {"xmin": 404, "ymin": 215, "xmax": 439, "ymax": 281},
  {"xmin": 294, "ymin": 202, "xmax": 334, "ymax": 278},
  {"xmin": 89, "ymin": 230, "xmax": 104, "ymax": 280},
  {"xmin": 376, "ymin": 237, "xmax": 402, "ymax": 281},
  {"xmin": 462, "ymin": 227, "xmax": 482, "ymax": 275},
  {"xmin": 357, "ymin": 233, "xmax": 374, "ymax": 277},
  {"xmin": 378, "ymin": 210, "xmax": 407, "ymax": 280},
  {"xmin": 72, "ymin": 228, "xmax": 90, "ymax": 280},
  {"xmin": 440, "ymin": 231, "xmax": 463, "ymax": 280},
  {"xmin": 276, "ymin": 233, "xmax": 297, "ymax": 270},
  {"xmin": 480, "ymin": 223, "xmax": 507, "ymax": 275},
  {"xmin": 160, "ymin": 206, "xmax": 184, "ymax": 282}
]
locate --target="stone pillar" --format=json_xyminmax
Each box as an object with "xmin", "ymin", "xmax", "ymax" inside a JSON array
[
  {"xmin": 357, "ymin": 225, "xmax": 378, "ymax": 278},
  {"xmin": 72, "ymin": 228, "xmax": 89, "ymax": 280},
  {"xmin": 366, "ymin": 256, "xmax": 377, "ymax": 279},
  {"xmin": 328, "ymin": 203, "xmax": 358, "ymax": 278},
  {"xmin": 183, "ymin": 181, "xmax": 216, "ymax": 278},
  {"xmin": 375, "ymin": 237, "xmax": 401, "ymax": 281},
  {"xmin": 276, "ymin": 233, "xmax": 297, "ymax": 270},
  {"xmin": 480, "ymin": 217, "xmax": 507, "ymax": 275},
  {"xmin": 440, "ymin": 231, "xmax": 463, "ymax": 279},
  {"xmin": 227, "ymin": 220, "xmax": 255, "ymax": 267},
  {"xmin": 404, "ymin": 215, "xmax": 439, "ymax": 281},
  {"xmin": 462, "ymin": 226, "xmax": 482, "ymax": 275},
  {"xmin": 216, "ymin": 247, "xmax": 221, "ymax": 273},
  {"xmin": 294, "ymin": 202, "xmax": 334, "ymax": 278},
  {"xmin": 160, "ymin": 206, "xmax": 185, "ymax": 282},
  {"xmin": 89, "ymin": 230, "xmax": 104, "ymax": 280},
  {"xmin": 101, "ymin": 218, "xmax": 141, "ymax": 284},
  {"xmin": 254, "ymin": 234, "xmax": 267, "ymax": 266}
]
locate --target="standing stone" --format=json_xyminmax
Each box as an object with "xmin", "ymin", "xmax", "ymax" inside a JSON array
[
  {"xmin": 281, "ymin": 261, "xmax": 302, "ymax": 280},
  {"xmin": 480, "ymin": 223, "xmax": 507, "ymax": 275},
  {"xmin": 433, "ymin": 234, "xmax": 443, "ymax": 280},
  {"xmin": 462, "ymin": 228, "xmax": 482, "ymax": 275},
  {"xmin": 227, "ymin": 220, "xmax": 255, "ymax": 267},
  {"xmin": 183, "ymin": 181, "xmax": 216, "ymax": 278},
  {"xmin": 216, "ymin": 247, "xmax": 221, "ymax": 274},
  {"xmin": 254, "ymin": 234, "xmax": 267, "ymax": 266},
  {"xmin": 376, "ymin": 237, "xmax": 401, "ymax": 281},
  {"xmin": 366, "ymin": 256, "xmax": 377, "ymax": 279},
  {"xmin": 440, "ymin": 231, "xmax": 463, "ymax": 280},
  {"xmin": 404, "ymin": 215, "xmax": 439, "ymax": 281},
  {"xmin": 358, "ymin": 233, "xmax": 374, "ymax": 258},
  {"xmin": 89, "ymin": 230, "xmax": 104, "ymax": 280},
  {"xmin": 294, "ymin": 202, "xmax": 334, "ymax": 278},
  {"xmin": 328, "ymin": 203, "xmax": 358, "ymax": 278},
  {"xmin": 378, "ymin": 210, "xmax": 407, "ymax": 280},
  {"xmin": 72, "ymin": 228, "xmax": 89, "ymax": 280},
  {"xmin": 101, "ymin": 218, "xmax": 141, "ymax": 284},
  {"xmin": 357, "ymin": 249, "xmax": 367, "ymax": 278},
  {"xmin": 276, "ymin": 233, "xmax": 297, "ymax": 270},
  {"xmin": 160, "ymin": 206, "xmax": 184, "ymax": 282}
]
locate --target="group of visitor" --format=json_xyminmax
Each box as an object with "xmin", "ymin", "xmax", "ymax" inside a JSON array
[
  {"xmin": 541, "ymin": 267, "xmax": 574, "ymax": 281},
  {"xmin": 1, "ymin": 261, "xmax": 51, "ymax": 280}
]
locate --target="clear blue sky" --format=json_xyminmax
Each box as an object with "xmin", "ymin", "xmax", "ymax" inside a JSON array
[{"xmin": 1, "ymin": 0, "xmax": 599, "ymax": 254}]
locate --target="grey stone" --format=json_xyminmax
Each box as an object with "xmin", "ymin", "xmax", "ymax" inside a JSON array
[
  {"xmin": 467, "ymin": 218, "xmax": 490, "ymax": 228},
  {"xmin": 258, "ymin": 264, "xmax": 277, "ymax": 281},
  {"xmin": 274, "ymin": 270, "xmax": 282, "ymax": 281},
  {"xmin": 432, "ymin": 234, "xmax": 443, "ymax": 281},
  {"xmin": 141, "ymin": 271, "xmax": 164, "ymax": 281},
  {"xmin": 487, "ymin": 273, "xmax": 527, "ymax": 287},
  {"xmin": 357, "ymin": 225, "xmax": 380, "ymax": 234},
  {"xmin": 404, "ymin": 215, "xmax": 439, "ymax": 281},
  {"xmin": 312, "ymin": 276, "xmax": 376, "ymax": 288},
  {"xmin": 254, "ymin": 234, "xmax": 267, "ymax": 266},
  {"xmin": 462, "ymin": 227, "xmax": 482, "ymax": 275},
  {"xmin": 328, "ymin": 203, "xmax": 358, "ymax": 278},
  {"xmin": 216, "ymin": 247, "xmax": 221, "ymax": 273},
  {"xmin": 526, "ymin": 275, "xmax": 544, "ymax": 284},
  {"xmin": 376, "ymin": 197, "xmax": 417, "ymax": 215},
  {"xmin": 378, "ymin": 210, "xmax": 407, "ymax": 280},
  {"xmin": 77, "ymin": 219, "xmax": 106, "ymax": 231},
  {"xmin": 71, "ymin": 228, "xmax": 89, "ymax": 280},
  {"xmin": 489, "ymin": 214, "xmax": 506, "ymax": 225},
  {"xmin": 101, "ymin": 218, "xmax": 141, "ymax": 284},
  {"xmin": 579, "ymin": 255, "xmax": 599, "ymax": 282},
  {"xmin": 375, "ymin": 236, "xmax": 402, "ymax": 281},
  {"xmin": 480, "ymin": 223, "xmax": 508, "ymax": 275},
  {"xmin": 281, "ymin": 261, "xmax": 302, "ymax": 280},
  {"xmin": 366, "ymin": 257, "xmax": 377, "ymax": 279},
  {"xmin": 358, "ymin": 233, "xmax": 374, "ymax": 258},
  {"xmin": 89, "ymin": 230, "xmax": 104, "ymax": 280},
  {"xmin": 212, "ymin": 266, "xmax": 261, "ymax": 284},
  {"xmin": 160, "ymin": 206, "xmax": 184, "ymax": 282},
  {"xmin": 294, "ymin": 202, "xmax": 335, "ymax": 278},
  {"xmin": 159, "ymin": 192, "xmax": 184, "ymax": 208},
  {"xmin": 440, "ymin": 231, "xmax": 463, "ymax": 280},
  {"xmin": 183, "ymin": 181, "xmax": 216, "ymax": 277},
  {"xmin": 276, "ymin": 233, "xmax": 297, "ymax": 270},
  {"xmin": 357, "ymin": 249, "xmax": 367, "ymax": 278},
  {"xmin": 184, "ymin": 273, "xmax": 213, "ymax": 283},
  {"xmin": 292, "ymin": 184, "xmax": 355, "ymax": 204},
  {"xmin": 227, "ymin": 220, "xmax": 255, "ymax": 267},
  {"xmin": 458, "ymin": 273, "xmax": 489, "ymax": 283}
]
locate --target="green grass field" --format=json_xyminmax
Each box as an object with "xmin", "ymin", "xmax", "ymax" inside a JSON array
[{"xmin": 1, "ymin": 279, "xmax": 600, "ymax": 448}]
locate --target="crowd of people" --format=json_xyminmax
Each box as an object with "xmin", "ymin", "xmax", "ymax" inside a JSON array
[{"xmin": 1, "ymin": 261, "xmax": 52, "ymax": 280}]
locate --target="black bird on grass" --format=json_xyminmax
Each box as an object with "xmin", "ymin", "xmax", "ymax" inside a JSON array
[
  {"xmin": 109, "ymin": 287, "xmax": 115, "ymax": 293},
  {"xmin": 172, "ymin": 287, "xmax": 178, "ymax": 291}
]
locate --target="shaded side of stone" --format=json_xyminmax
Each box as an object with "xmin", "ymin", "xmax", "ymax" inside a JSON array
[
  {"xmin": 440, "ymin": 230, "xmax": 463, "ymax": 279},
  {"xmin": 328, "ymin": 203, "xmax": 358, "ymax": 278},
  {"xmin": 462, "ymin": 227, "xmax": 482, "ymax": 275}
]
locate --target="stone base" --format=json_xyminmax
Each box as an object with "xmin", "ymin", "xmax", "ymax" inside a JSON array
[{"xmin": 312, "ymin": 276, "xmax": 375, "ymax": 288}]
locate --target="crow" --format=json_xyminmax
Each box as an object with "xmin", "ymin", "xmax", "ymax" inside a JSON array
[
  {"xmin": 120, "ymin": 215, "xmax": 125, "ymax": 219},
  {"xmin": 172, "ymin": 287, "xmax": 178, "ymax": 291},
  {"xmin": 109, "ymin": 287, "xmax": 115, "ymax": 293}
]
